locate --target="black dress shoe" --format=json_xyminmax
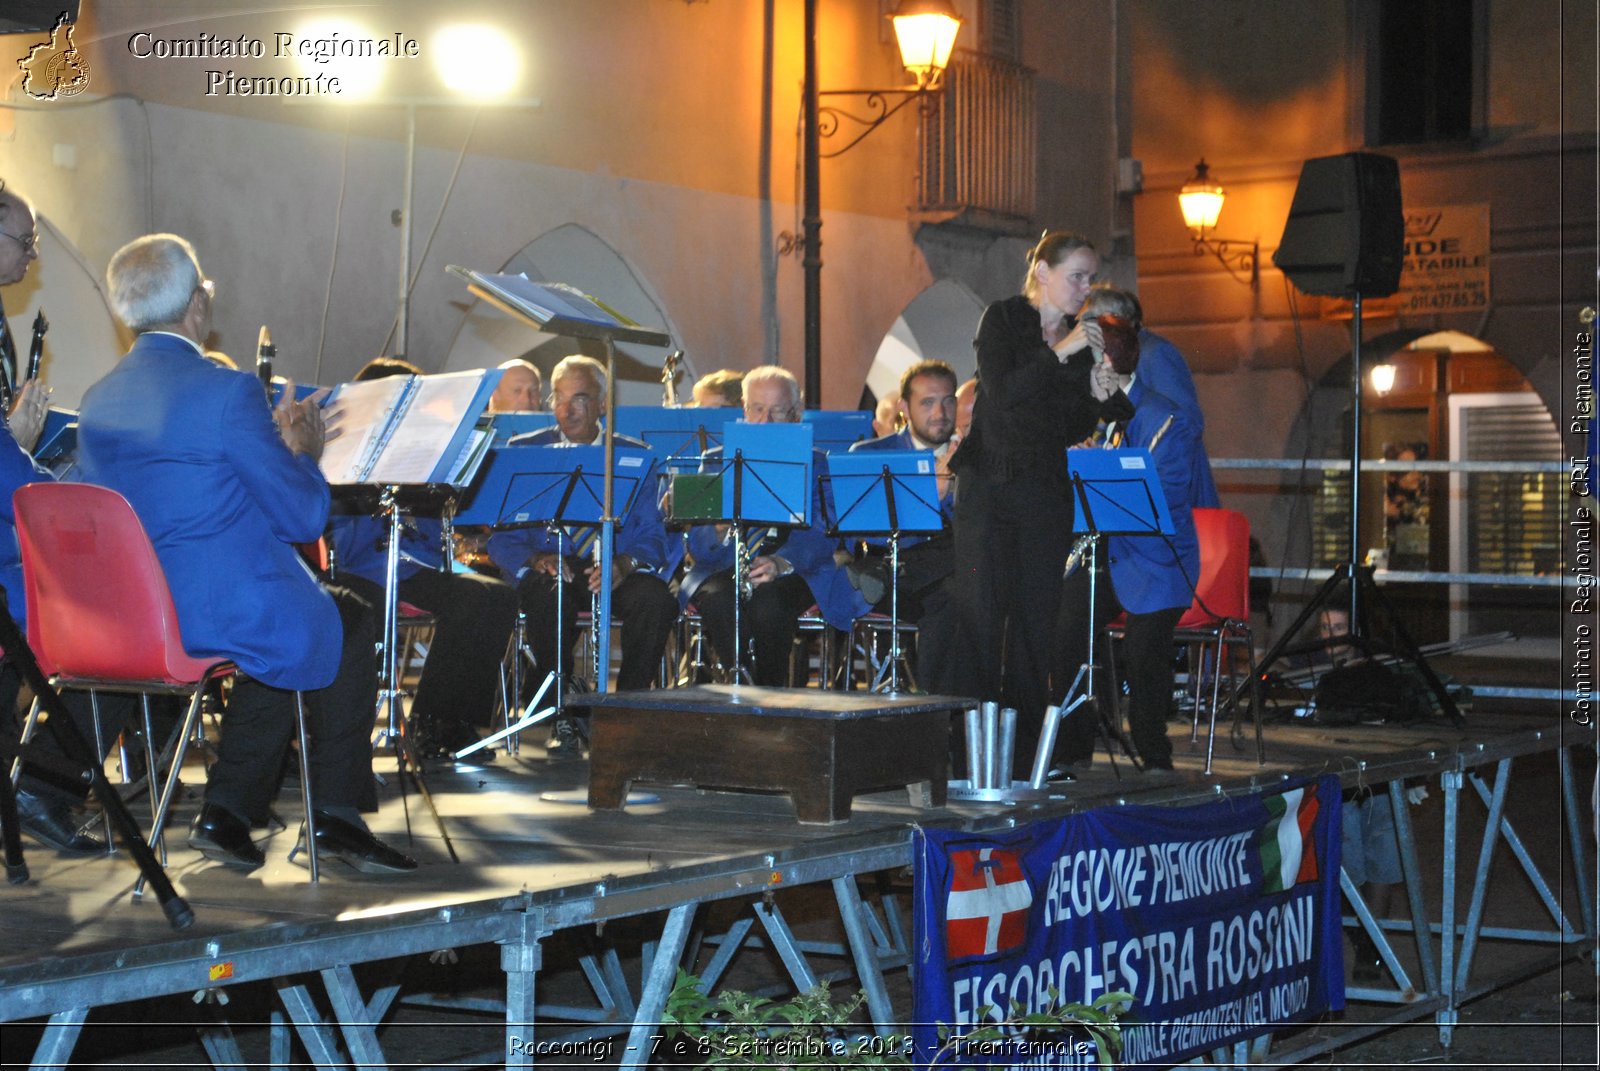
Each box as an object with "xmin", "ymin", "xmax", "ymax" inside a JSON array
[
  {"xmin": 189, "ymin": 803, "xmax": 265, "ymax": 870},
  {"xmin": 297, "ymin": 812, "xmax": 417, "ymax": 874},
  {"xmin": 15, "ymin": 788, "xmax": 105, "ymax": 855}
]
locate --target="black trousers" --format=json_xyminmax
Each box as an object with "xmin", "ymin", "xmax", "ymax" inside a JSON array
[
  {"xmin": 859, "ymin": 533, "xmax": 974, "ymax": 697},
  {"xmin": 1056, "ymin": 563, "xmax": 1182, "ymax": 769},
  {"xmin": 205, "ymin": 584, "xmax": 381, "ymax": 824},
  {"xmin": 692, "ymin": 571, "xmax": 814, "ymax": 686},
  {"xmin": 954, "ymin": 465, "xmax": 1073, "ymax": 775},
  {"xmin": 517, "ymin": 565, "xmax": 678, "ymax": 692},
  {"xmin": 343, "ymin": 568, "xmax": 519, "ymax": 748}
]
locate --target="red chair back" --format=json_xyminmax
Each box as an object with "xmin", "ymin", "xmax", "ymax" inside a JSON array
[
  {"xmin": 1176, "ymin": 508, "xmax": 1250, "ymax": 629},
  {"xmin": 13, "ymin": 483, "xmax": 226, "ymax": 684}
]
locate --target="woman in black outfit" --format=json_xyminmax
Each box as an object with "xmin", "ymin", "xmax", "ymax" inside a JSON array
[{"xmin": 950, "ymin": 232, "xmax": 1127, "ymax": 778}]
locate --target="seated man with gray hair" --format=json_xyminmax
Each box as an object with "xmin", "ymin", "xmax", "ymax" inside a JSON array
[
  {"xmin": 75, "ymin": 233, "xmax": 415, "ymax": 873},
  {"xmin": 680, "ymin": 366, "xmax": 867, "ymax": 686},
  {"xmin": 488, "ymin": 355, "xmax": 679, "ymax": 757}
]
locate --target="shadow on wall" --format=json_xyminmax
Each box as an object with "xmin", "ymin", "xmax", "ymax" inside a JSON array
[{"xmin": 440, "ymin": 223, "xmax": 680, "ymax": 405}]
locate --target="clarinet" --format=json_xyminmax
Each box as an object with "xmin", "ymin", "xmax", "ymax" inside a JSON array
[
  {"xmin": 256, "ymin": 325, "xmax": 275, "ymax": 398},
  {"xmin": 27, "ymin": 309, "xmax": 47, "ymax": 381},
  {"xmin": 0, "ymin": 300, "xmax": 15, "ymax": 410}
]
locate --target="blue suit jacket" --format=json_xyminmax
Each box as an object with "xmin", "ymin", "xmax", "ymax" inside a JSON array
[
  {"xmin": 1128, "ymin": 331, "xmax": 1220, "ymax": 509},
  {"xmin": 0, "ymin": 429, "xmax": 53, "ymax": 630},
  {"xmin": 486, "ymin": 428, "xmax": 672, "ymax": 579},
  {"xmin": 1105, "ymin": 386, "xmax": 1202, "ymax": 615},
  {"xmin": 329, "ymin": 512, "xmax": 447, "ymax": 587},
  {"xmin": 682, "ymin": 446, "xmax": 868, "ymax": 630},
  {"xmin": 76, "ymin": 333, "xmax": 341, "ymax": 690}
]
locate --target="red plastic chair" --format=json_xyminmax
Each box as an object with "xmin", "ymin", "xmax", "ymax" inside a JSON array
[
  {"xmin": 1106, "ymin": 507, "xmax": 1264, "ymax": 773},
  {"xmin": 1172, "ymin": 508, "xmax": 1263, "ymax": 771},
  {"xmin": 12, "ymin": 483, "xmax": 321, "ymax": 884}
]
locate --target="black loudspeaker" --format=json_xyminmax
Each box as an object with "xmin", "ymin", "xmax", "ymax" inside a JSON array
[{"xmin": 1273, "ymin": 152, "xmax": 1404, "ymax": 297}]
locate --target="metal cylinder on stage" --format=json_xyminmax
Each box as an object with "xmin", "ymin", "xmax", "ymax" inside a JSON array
[
  {"xmin": 964, "ymin": 707, "xmax": 982, "ymax": 787},
  {"xmin": 1031, "ymin": 704, "xmax": 1063, "ymax": 789},
  {"xmin": 979, "ymin": 701, "xmax": 999, "ymax": 789},
  {"xmin": 998, "ymin": 708, "xmax": 1018, "ymax": 788}
]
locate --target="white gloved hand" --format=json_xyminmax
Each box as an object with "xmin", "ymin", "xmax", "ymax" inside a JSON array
[{"xmin": 1406, "ymin": 784, "xmax": 1429, "ymax": 806}]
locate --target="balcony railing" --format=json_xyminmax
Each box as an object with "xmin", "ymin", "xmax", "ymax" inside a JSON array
[{"xmin": 916, "ymin": 50, "xmax": 1036, "ymax": 225}]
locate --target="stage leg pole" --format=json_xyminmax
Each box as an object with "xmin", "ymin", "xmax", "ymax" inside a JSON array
[
  {"xmin": 29, "ymin": 1007, "xmax": 87, "ymax": 1069},
  {"xmin": 620, "ymin": 902, "xmax": 695, "ymax": 1069},
  {"xmin": 1389, "ymin": 777, "xmax": 1440, "ymax": 995},
  {"xmin": 834, "ymin": 875, "xmax": 897, "ymax": 1037},
  {"xmin": 1454, "ymin": 760, "xmax": 1510, "ymax": 994},
  {"xmin": 1468, "ymin": 767, "xmax": 1580, "ymax": 935},
  {"xmin": 1437, "ymin": 768, "xmax": 1461, "ymax": 1046},
  {"xmin": 275, "ymin": 979, "xmax": 344, "ymax": 1066},
  {"xmin": 1557, "ymin": 746, "xmax": 1597, "ymax": 941},
  {"xmin": 754, "ymin": 899, "xmax": 819, "ymax": 989},
  {"xmin": 501, "ymin": 925, "xmax": 544, "ymax": 1070},
  {"xmin": 697, "ymin": 915, "xmax": 756, "ymax": 992},
  {"xmin": 321, "ymin": 963, "xmax": 387, "ymax": 1069}
]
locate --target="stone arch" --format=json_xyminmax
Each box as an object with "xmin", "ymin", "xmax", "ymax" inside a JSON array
[{"xmin": 859, "ymin": 278, "xmax": 985, "ymax": 407}]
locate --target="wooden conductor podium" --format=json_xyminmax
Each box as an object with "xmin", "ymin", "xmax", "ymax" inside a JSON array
[{"xmin": 574, "ymin": 685, "xmax": 961, "ymax": 824}]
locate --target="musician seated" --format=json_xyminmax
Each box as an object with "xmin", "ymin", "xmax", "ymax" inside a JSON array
[
  {"xmin": 1055, "ymin": 285, "xmax": 1203, "ymax": 773},
  {"xmin": 846, "ymin": 359, "xmax": 972, "ymax": 696},
  {"xmin": 489, "ymin": 357, "xmax": 542, "ymax": 412},
  {"xmin": 691, "ymin": 368, "xmax": 743, "ymax": 408},
  {"xmin": 328, "ymin": 357, "xmax": 519, "ymax": 761},
  {"xmin": 74, "ymin": 233, "xmax": 415, "ymax": 873},
  {"xmin": 486, "ymin": 355, "xmax": 678, "ymax": 759},
  {"xmin": 681, "ymin": 366, "xmax": 866, "ymax": 687}
]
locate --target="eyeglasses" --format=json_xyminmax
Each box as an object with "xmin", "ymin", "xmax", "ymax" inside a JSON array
[
  {"xmin": 744, "ymin": 403, "xmax": 796, "ymax": 421},
  {"xmin": 195, "ymin": 278, "xmax": 215, "ymax": 299},
  {"xmin": 0, "ymin": 229, "xmax": 37, "ymax": 254}
]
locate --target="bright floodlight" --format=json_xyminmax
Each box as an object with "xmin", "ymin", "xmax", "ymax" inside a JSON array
[
  {"xmin": 433, "ymin": 24, "xmax": 521, "ymax": 97},
  {"xmin": 293, "ymin": 19, "xmax": 385, "ymax": 99}
]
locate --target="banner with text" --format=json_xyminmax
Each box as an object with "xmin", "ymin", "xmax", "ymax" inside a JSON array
[{"xmin": 912, "ymin": 777, "xmax": 1344, "ymax": 1067}]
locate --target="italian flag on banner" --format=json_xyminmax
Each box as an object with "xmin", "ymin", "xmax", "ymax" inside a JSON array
[{"xmin": 1257, "ymin": 787, "xmax": 1321, "ymax": 893}]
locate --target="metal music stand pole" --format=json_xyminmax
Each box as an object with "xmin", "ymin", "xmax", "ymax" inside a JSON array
[{"xmin": 376, "ymin": 487, "xmax": 457, "ymax": 862}]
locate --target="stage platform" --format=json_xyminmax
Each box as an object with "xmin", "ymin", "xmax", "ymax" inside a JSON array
[{"xmin": 1, "ymin": 700, "xmax": 1594, "ymax": 1067}]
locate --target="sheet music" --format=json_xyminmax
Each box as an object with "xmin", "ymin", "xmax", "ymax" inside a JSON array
[
  {"xmin": 466, "ymin": 272, "xmax": 634, "ymax": 329},
  {"xmin": 368, "ymin": 371, "xmax": 488, "ymax": 484},
  {"xmin": 319, "ymin": 377, "xmax": 410, "ymax": 484},
  {"xmin": 445, "ymin": 427, "xmax": 492, "ymax": 486}
]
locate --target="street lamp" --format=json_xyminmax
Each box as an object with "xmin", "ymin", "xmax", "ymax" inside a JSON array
[
  {"xmin": 1178, "ymin": 159, "xmax": 1259, "ymax": 289},
  {"xmin": 802, "ymin": 0, "xmax": 962, "ymax": 405}
]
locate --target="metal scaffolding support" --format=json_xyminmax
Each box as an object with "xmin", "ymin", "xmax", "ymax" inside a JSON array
[{"xmin": 5, "ymin": 730, "xmax": 1593, "ymax": 1068}]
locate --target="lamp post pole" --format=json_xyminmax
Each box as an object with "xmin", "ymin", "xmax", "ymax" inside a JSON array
[{"xmin": 802, "ymin": 0, "xmax": 822, "ymax": 408}]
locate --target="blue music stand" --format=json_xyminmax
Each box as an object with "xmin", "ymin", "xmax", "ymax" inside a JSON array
[
  {"xmin": 614, "ymin": 405, "xmax": 738, "ymax": 471},
  {"xmin": 487, "ymin": 412, "xmax": 555, "ymax": 445},
  {"xmin": 699, "ymin": 422, "xmax": 813, "ymax": 681},
  {"xmin": 801, "ymin": 409, "xmax": 874, "ymax": 453},
  {"xmin": 455, "ymin": 443, "xmax": 651, "ymax": 757},
  {"xmin": 1067, "ymin": 447, "xmax": 1174, "ymax": 537},
  {"xmin": 828, "ymin": 450, "xmax": 944, "ymax": 693},
  {"xmin": 1033, "ymin": 447, "xmax": 1174, "ymax": 787}
]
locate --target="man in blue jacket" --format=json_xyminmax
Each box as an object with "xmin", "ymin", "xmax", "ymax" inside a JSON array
[
  {"xmin": 76, "ymin": 234, "xmax": 413, "ymax": 873},
  {"xmin": 1055, "ymin": 285, "xmax": 1204, "ymax": 773},
  {"xmin": 488, "ymin": 356, "xmax": 678, "ymax": 757},
  {"xmin": 847, "ymin": 359, "xmax": 971, "ymax": 696}
]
